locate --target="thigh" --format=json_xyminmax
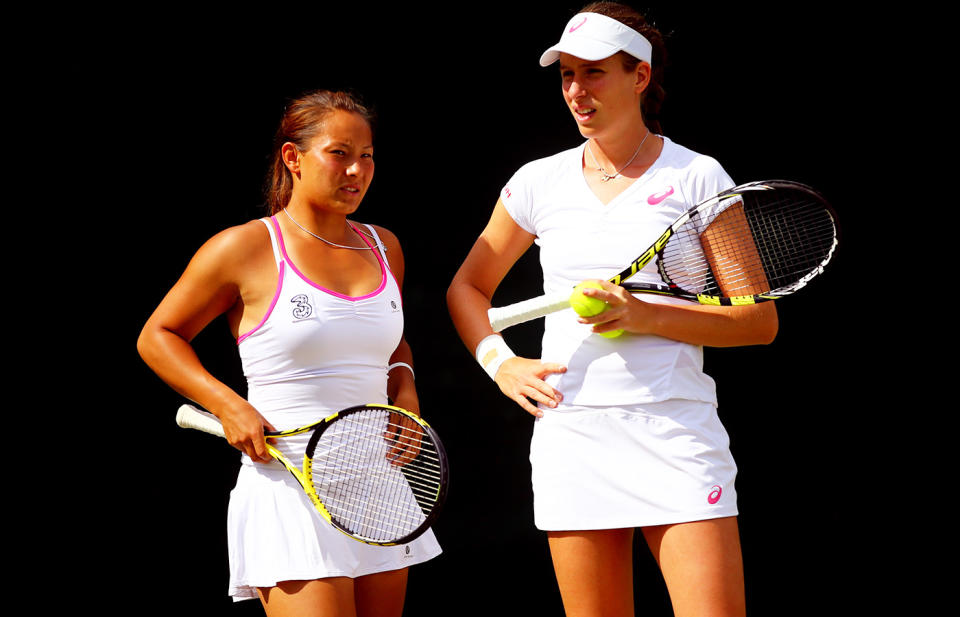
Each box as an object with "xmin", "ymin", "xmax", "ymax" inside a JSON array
[
  {"xmin": 259, "ymin": 578, "xmax": 357, "ymax": 617},
  {"xmin": 258, "ymin": 569, "xmax": 409, "ymax": 617},
  {"xmin": 354, "ymin": 568, "xmax": 409, "ymax": 617},
  {"xmin": 547, "ymin": 528, "xmax": 635, "ymax": 617},
  {"xmin": 641, "ymin": 517, "xmax": 745, "ymax": 617}
]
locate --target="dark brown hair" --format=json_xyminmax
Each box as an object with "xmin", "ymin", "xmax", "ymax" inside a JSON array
[
  {"xmin": 266, "ymin": 90, "xmax": 376, "ymax": 214},
  {"xmin": 580, "ymin": 2, "xmax": 667, "ymax": 134}
]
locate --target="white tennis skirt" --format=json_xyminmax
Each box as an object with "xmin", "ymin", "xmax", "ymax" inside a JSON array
[
  {"xmin": 226, "ymin": 462, "xmax": 442, "ymax": 601},
  {"xmin": 530, "ymin": 399, "xmax": 738, "ymax": 531}
]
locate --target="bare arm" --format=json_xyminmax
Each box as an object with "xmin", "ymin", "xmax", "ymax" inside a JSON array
[
  {"xmin": 137, "ymin": 222, "xmax": 276, "ymax": 463},
  {"xmin": 447, "ymin": 200, "xmax": 567, "ymax": 417},
  {"xmin": 578, "ymin": 202, "xmax": 779, "ymax": 345},
  {"xmin": 579, "ymin": 284, "xmax": 778, "ymax": 346}
]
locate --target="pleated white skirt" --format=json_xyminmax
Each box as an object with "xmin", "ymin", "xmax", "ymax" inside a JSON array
[{"xmin": 226, "ymin": 463, "xmax": 442, "ymax": 601}]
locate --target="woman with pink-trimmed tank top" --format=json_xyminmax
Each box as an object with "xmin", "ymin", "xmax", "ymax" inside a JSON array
[{"xmin": 138, "ymin": 90, "xmax": 440, "ymax": 617}]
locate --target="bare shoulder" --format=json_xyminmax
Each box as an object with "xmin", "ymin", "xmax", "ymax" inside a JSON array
[
  {"xmin": 193, "ymin": 219, "xmax": 271, "ymax": 264},
  {"xmin": 351, "ymin": 220, "xmax": 403, "ymax": 254},
  {"xmin": 372, "ymin": 224, "xmax": 402, "ymax": 253},
  {"xmin": 353, "ymin": 222, "xmax": 407, "ymax": 282},
  {"xmin": 183, "ymin": 219, "xmax": 274, "ymax": 285},
  {"xmin": 204, "ymin": 219, "xmax": 271, "ymax": 255}
]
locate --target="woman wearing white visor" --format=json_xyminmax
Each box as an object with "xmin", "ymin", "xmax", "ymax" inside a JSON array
[{"xmin": 448, "ymin": 2, "xmax": 777, "ymax": 616}]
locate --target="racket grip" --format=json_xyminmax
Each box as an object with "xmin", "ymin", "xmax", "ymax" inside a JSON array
[
  {"xmin": 176, "ymin": 404, "xmax": 227, "ymax": 438},
  {"xmin": 488, "ymin": 291, "xmax": 571, "ymax": 332}
]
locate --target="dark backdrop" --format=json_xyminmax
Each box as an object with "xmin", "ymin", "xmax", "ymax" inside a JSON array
[{"xmin": 68, "ymin": 3, "xmax": 905, "ymax": 615}]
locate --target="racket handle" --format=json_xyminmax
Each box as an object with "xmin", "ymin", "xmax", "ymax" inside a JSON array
[
  {"xmin": 488, "ymin": 291, "xmax": 571, "ymax": 332},
  {"xmin": 176, "ymin": 404, "xmax": 227, "ymax": 438}
]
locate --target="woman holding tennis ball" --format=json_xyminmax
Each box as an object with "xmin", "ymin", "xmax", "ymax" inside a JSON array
[
  {"xmin": 447, "ymin": 3, "xmax": 777, "ymax": 616},
  {"xmin": 570, "ymin": 280, "xmax": 624, "ymax": 338}
]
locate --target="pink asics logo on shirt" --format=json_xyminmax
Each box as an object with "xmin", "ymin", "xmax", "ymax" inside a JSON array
[
  {"xmin": 707, "ymin": 485, "xmax": 723, "ymax": 504},
  {"xmin": 647, "ymin": 186, "xmax": 674, "ymax": 205}
]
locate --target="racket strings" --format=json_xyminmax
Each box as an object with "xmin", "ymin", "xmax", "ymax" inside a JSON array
[
  {"xmin": 308, "ymin": 410, "xmax": 445, "ymax": 543},
  {"xmin": 747, "ymin": 200, "xmax": 836, "ymax": 285},
  {"xmin": 661, "ymin": 190, "xmax": 836, "ymax": 297},
  {"xmin": 312, "ymin": 452, "xmax": 438, "ymax": 538}
]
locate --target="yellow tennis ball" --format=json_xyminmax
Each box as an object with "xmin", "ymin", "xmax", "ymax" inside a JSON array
[
  {"xmin": 570, "ymin": 281, "xmax": 607, "ymax": 317},
  {"xmin": 569, "ymin": 282, "xmax": 624, "ymax": 338}
]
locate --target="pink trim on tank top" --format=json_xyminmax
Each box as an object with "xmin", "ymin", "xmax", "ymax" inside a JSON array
[
  {"xmin": 237, "ymin": 260, "xmax": 286, "ymax": 344},
  {"xmin": 271, "ymin": 216, "xmax": 387, "ymax": 300},
  {"xmin": 236, "ymin": 217, "xmax": 398, "ymax": 345}
]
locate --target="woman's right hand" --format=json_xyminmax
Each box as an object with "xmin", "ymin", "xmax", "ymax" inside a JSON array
[
  {"xmin": 494, "ymin": 357, "xmax": 567, "ymax": 418},
  {"xmin": 217, "ymin": 401, "xmax": 277, "ymax": 464}
]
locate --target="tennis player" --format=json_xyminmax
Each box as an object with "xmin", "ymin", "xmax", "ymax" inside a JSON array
[
  {"xmin": 138, "ymin": 90, "xmax": 441, "ymax": 616},
  {"xmin": 447, "ymin": 3, "xmax": 777, "ymax": 616}
]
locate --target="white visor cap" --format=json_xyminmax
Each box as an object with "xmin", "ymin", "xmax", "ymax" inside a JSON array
[{"xmin": 539, "ymin": 12, "xmax": 652, "ymax": 67}]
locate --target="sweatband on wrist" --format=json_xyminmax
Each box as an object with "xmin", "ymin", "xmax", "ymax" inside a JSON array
[{"xmin": 475, "ymin": 334, "xmax": 516, "ymax": 380}]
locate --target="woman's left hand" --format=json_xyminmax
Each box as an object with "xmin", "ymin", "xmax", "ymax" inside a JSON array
[
  {"xmin": 573, "ymin": 279, "xmax": 779, "ymax": 347},
  {"xmin": 574, "ymin": 279, "xmax": 654, "ymax": 336}
]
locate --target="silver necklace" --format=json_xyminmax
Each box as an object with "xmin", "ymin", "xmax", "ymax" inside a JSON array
[
  {"xmin": 587, "ymin": 129, "xmax": 650, "ymax": 182},
  {"xmin": 282, "ymin": 208, "xmax": 373, "ymax": 250}
]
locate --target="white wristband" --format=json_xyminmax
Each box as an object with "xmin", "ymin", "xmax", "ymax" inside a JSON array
[
  {"xmin": 475, "ymin": 334, "xmax": 516, "ymax": 380},
  {"xmin": 388, "ymin": 362, "xmax": 415, "ymax": 380}
]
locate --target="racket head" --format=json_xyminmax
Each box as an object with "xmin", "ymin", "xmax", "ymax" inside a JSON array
[
  {"xmin": 647, "ymin": 179, "xmax": 838, "ymax": 305},
  {"xmin": 304, "ymin": 404, "xmax": 449, "ymax": 546}
]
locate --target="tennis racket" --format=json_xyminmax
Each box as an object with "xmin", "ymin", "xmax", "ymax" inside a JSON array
[
  {"xmin": 176, "ymin": 403, "xmax": 449, "ymax": 546},
  {"xmin": 488, "ymin": 180, "xmax": 837, "ymax": 332}
]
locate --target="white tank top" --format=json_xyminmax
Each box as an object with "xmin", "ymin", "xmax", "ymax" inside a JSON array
[{"xmin": 236, "ymin": 216, "xmax": 404, "ymax": 463}]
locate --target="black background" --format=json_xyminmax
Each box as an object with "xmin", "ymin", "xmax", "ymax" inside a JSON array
[{"xmin": 57, "ymin": 2, "xmax": 910, "ymax": 615}]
